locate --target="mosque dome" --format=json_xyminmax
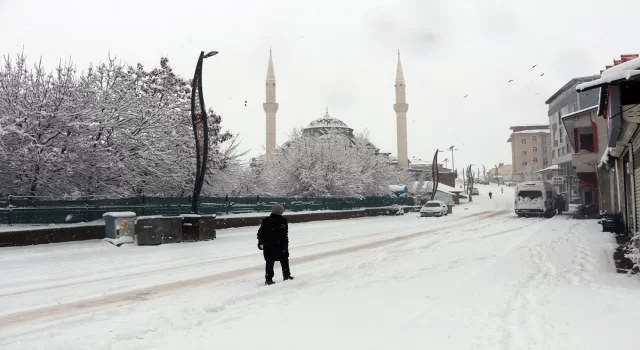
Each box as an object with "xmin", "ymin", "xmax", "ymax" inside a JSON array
[{"xmin": 303, "ymin": 107, "xmax": 354, "ymax": 137}]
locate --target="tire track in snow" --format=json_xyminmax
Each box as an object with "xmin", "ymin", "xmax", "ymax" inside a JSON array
[
  {"xmin": 370, "ymin": 213, "xmax": 551, "ymax": 350},
  {"xmin": 0, "ymin": 210, "xmax": 498, "ymax": 298},
  {"xmin": 0, "ymin": 209, "xmax": 508, "ymax": 328}
]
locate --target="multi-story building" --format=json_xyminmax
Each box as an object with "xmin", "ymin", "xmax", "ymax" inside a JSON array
[
  {"xmin": 507, "ymin": 125, "xmax": 552, "ymax": 181},
  {"xmin": 487, "ymin": 163, "xmax": 514, "ymax": 183},
  {"xmin": 545, "ymin": 75, "xmax": 600, "ymax": 199},
  {"xmin": 576, "ymin": 54, "xmax": 640, "ymax": 234},
  {"xmin": 560, "ymin": 106, "xmax": 610, "ymax": 208}
]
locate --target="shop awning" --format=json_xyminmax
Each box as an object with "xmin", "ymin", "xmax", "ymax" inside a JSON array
[{"xmin": 536, "ymin": 165, "xmax": 559, "ymax": 173}]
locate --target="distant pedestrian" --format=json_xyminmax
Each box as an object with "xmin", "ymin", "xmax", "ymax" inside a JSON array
[
  {"xmin": 489, "ymin": 191, "xmax": 493, "ymax": 199},
  {"xmin": 257, "ymin": 203, "xmax": 294, "ymax": 285},
  {"xmin": 501, "ymin": 187, "xmax": 504, "ymax": 193}
]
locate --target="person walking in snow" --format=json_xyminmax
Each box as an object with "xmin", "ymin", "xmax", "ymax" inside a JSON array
[
  {"xmin": 501, "ymin": 187, "xmax": 504, "ymax": 194},
  {"xmin": 257, "ymin": 203, "xmax": 294, "ymax": 285},
  {"xmin": 488, "ymin": 191, "xmax": 493, "ymax": 199}
]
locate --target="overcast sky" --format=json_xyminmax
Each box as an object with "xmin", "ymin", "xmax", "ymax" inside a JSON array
[{"xmin": 1, "ymin": 0, "xmax": 639, "ymax": 171}]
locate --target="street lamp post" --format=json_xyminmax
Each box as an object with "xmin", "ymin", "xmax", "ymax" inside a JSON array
[
  {"xmin": 190, "ymin": 50, "xmax": 219, "ymax": 214},
  {"xmin": 447, "ymin": 146, "xmax": 458, "ymax": 172},
  {"xmin": 468, "ymin": 164, "xmax": 474, "ymax": 202},
  {"xmin": 431, "ymin": 149, "xmax": 441, "ymax": 200}
]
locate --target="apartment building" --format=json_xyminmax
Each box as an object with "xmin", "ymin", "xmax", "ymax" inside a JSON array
[{"xmin": 507, "ymin": 125, "xmax": 552, "ymax": 181}]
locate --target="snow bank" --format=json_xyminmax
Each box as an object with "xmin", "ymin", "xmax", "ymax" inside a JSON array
[
  {"xmin": 103, "ymin": 236, "xmax": 134, "ymax": 247},
  {"xmin": 627, "ymin": 233, "xmax": 640, "ymax": 270}
]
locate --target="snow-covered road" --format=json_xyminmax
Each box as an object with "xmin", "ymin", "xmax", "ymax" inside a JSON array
[{"xmin": 1, "ymin": 184, "xmax": 639, "ymax": 350}]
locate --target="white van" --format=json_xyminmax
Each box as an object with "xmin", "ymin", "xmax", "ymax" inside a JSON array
[{"xmin": 514, "ymin": 181, "xmax": 555, "ymax": 218}]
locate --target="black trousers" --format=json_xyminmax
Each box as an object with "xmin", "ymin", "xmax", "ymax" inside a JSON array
[{"xmin": 265, "ymin": 259, "xmax": 291, "ymax": 279}]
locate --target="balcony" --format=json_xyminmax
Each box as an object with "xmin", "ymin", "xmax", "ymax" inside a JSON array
[{"xmin": 572, "ymin": 150, "xmax": 598, "ymax": 173}]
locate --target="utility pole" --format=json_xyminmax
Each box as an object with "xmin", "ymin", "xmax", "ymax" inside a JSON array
[{"xmin": 462, "ymin": 168, "xmax": 466, "ymax": 192}]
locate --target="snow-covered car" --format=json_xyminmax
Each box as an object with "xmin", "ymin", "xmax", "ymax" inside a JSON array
[
  {"xmin": 471, "ymin": 187, "xmax": 480, "ymax": 195},
  {"xmin": 420, "ymin": 200, "xmax": 448, "ymax": 217}
]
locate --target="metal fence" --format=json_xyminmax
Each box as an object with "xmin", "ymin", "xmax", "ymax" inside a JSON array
[{"xmin": 0, "ymin": 195, "xmax": 414, "ymax": 225}]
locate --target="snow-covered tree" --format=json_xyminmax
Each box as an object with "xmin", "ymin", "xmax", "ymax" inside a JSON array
[
  {"xmin": 0, "ymin": 53, "xmax": 242, "ymax": 198},
  {"xmin": 258, "ymin": 129, "xmax": 407, "ymax": 198},
  {"xmin": 0, "ymin": 53, "xmax": 86, "ymax": 196}
]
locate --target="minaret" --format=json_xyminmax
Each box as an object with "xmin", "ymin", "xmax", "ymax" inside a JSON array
[
  {"xmin": 263, "ymin": 49, "xmax": 279, "ymax": 155},
  {"xmin": 394, "ymin": 51, "xmax": 409, "ymax": 169}
]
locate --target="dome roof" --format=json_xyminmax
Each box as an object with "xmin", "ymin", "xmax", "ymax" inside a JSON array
[{"xmin": 305, "ymin": 107, "xmax": 351, "ymax": 130}]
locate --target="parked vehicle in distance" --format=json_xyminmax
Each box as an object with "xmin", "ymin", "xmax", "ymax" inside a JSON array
[
  {"xmin": 471, "ymin": 187, "xmax": 480, "ymax": 195},
  {"xmin": 420, "ymin": 200, "xmax": 448, "ymax": 217},
  {"xmin": 514, "ymin": 181, "xmax": 556, "ymax": 218}
]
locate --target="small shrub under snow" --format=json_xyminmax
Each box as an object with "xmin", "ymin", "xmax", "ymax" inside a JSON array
[{"xmin": 626, "ymin": 233, "xmax": 640, "ymax": 271}]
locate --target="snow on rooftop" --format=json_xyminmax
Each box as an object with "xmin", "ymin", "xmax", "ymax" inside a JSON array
[
  {"xmin": 412, "ymin": 181, "xmax": 463, "ymax": 194},
  {"xmin": 561, "ymin": 106, "xmax": 598, "ymax": 120},
  {"xmin": 102, "ymin": 211, "xmax": 137, "ymax": 218},
  {"xmin": 509, "ymin": 124, "xmax": 549, "ymax": 129},
  {"xmin": 576, "ymin": 56, "xmax": 640, "ymax": 92},
  {"xmin": 536, "ymin": 164, "xmax": 559, "ymax": 173},
  {"xmin": 512, "ymin": 129, "xmax": 551, "ymax": 134}
]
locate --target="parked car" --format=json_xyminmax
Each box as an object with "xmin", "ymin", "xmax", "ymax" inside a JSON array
[
  {"xmin": 471, "ymin": 187, "xmax": 480, "ymax": 195},
  {"xmin": 420, "ymin": 200, "xmax": 448, "ymax": 217}
]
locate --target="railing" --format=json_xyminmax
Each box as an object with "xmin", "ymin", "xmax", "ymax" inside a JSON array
[{"xmin": 0, "ymin": 196, "xmax": 414, "ymax": 226}]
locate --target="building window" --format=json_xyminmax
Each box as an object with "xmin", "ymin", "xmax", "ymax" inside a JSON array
[
  {"xmin": 542, "ymin": 146, "xmax": 548, "ymax": 154},
  {"xmin": 521, "ymin": 138, "xmax": 527, "ymax": 145},
  {"xmin": 532, "ymin": 146, "xmax": 538, "ymax": 152},
  {"xmin": 552, "ymin": 150, "xmax": 555, "ymax": 158},
  {"xmin": 533, "ymin": 157, "xmax": 539, "ymax": 163},
  {"xmin": 561, "ymin": 147, "xmax": 565, "ymax": 155},
  {"xmin": 521, "ymin": 150, "xmax": 528, "ymax": 155},
  {"xmin": 522, "ymin": 161, "xmax": 528, "ymax": 166},
  {"xmin": 577, "ymin": 134, "xmax": 594, "ymax": 152},
  {"xmin": 543, "ymin": 157, "xmax": 549, "ymax": 165},
  {"xmin": 542, "ymin": 135, "xmax": 547, "ymax": 143},
  {"xmin": 532, "ymin": 136, "xmax": 537, "ymax": 142},
  {"xmin": 560, "ymin": 130, "xmax": 564, "ymax": 142}
]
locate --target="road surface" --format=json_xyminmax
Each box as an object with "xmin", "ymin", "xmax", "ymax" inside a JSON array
[{"xmin": 1, "ymin": 184, "xmax": 639, "ymax": 350}]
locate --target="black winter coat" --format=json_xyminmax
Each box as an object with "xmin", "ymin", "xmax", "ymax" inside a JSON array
[{"xmin": 257, "ymin": 213, "xmax": 289, "ymax": 261}]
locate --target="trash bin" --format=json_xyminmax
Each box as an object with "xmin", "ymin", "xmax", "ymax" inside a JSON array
[
  {"xmin": 135, "ymin": 216, "xmax": 183, "ymax": 246},
  {"xmin": 103, "ymin": 212, "xmax": 136, "ymax": 239},
  {"xmin": 181, "ymin": 214, "xmax": 216, "ymax": 241}
]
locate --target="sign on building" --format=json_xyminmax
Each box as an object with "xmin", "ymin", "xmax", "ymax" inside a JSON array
[{"xmin": 551, "ymin": 176, "xmax": 565, "ymax": 185}]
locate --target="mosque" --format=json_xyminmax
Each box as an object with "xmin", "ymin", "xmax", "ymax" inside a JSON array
[{"xmin": 262, "ymin": 50, "xmax": 409, "ymax": 168}]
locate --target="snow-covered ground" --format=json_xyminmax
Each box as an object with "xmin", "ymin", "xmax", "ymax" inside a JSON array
[{"xmin": 1, "ymin": 184, "xmax": 639, "ymax": 349}]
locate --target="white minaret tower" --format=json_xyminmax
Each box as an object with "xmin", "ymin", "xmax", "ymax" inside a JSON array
[
  {"xmin": 263, "ymin": 49, "xmax": 278, "ymax": 155},
  {"xmin": 394, "ymin": 51, "xmax": 409, "ymax": 169}
]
